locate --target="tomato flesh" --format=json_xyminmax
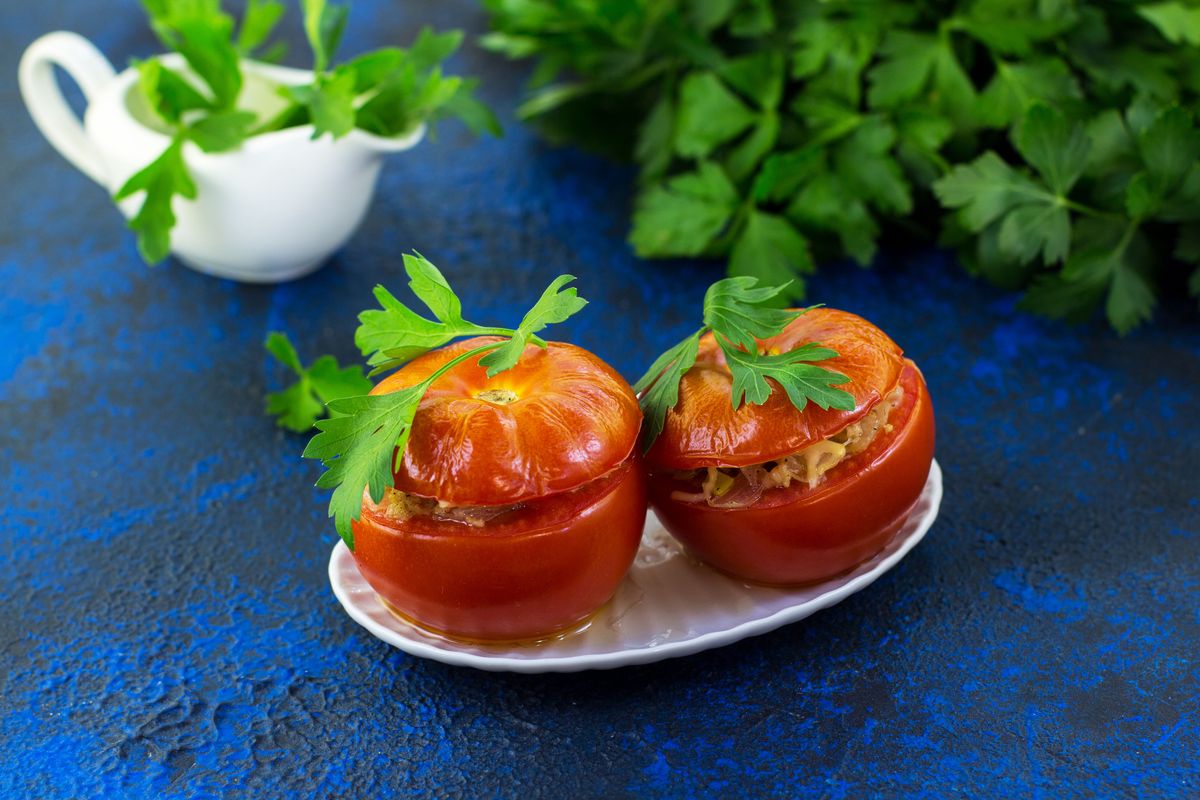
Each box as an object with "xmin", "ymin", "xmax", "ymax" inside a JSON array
[
  {"xmin": 351, "ymin": 458, "xmax": 647, "ymax": 642},
  {"xmin": 647, "ymin": 362, "xmax": 935, "ymax": 585}
]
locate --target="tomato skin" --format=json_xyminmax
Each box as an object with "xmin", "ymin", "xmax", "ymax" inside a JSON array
[
  {"xmin": 648, "ymin": 308, "xmax": 906, "ymax": 469},
  {"xmin": 647, "ymin": 363, "xmax": 934, "ymax": 585},
  {"xmin": 351, "ymin": 458, "xmax": 647, "ymax": 642},
  {"xmin": 373, "ymin": 338, "xmax": 642, "ymax": 506}
]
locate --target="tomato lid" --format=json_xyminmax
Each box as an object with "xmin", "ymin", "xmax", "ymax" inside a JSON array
[
  {"xmin": 372, "ymin": 337, "xmax": 641, "ymax": 506},
  {"xmin": 646, "ymin": 308, "xmax": 906, "ymax": 469}
]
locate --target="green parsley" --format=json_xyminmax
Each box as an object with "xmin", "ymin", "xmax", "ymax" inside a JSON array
[
  {"xmin": 117, "ymin": 0, "xmax": 498, "ymax": 265},
  {"xmin": 302, "ymin": 254, "xmax": 587, "ymax": 547},
  {"xmin": 483, "ymin": 0, "xmax": 1200, "ymax": 332},
  {"xmin": 634, "ymin": 277, "xmax": 855, "ymax": 450},
  {"xmin": 264, "ymin": 331, "xmax": 372, "ymax": 433}
]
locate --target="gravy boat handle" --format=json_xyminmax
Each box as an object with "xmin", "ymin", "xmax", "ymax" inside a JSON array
[{"xmin": 20, "ymin": 31, "xmax": 117, "ymax": 186}]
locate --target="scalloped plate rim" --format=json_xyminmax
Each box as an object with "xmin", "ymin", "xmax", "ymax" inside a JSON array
[{"xmin": 329, "ymin": 459, "xmax": 942, "ymax": 673}]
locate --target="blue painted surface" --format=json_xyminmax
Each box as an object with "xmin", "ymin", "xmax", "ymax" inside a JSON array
[{"xmin": 2, "ymin": 2, "xmax": 1199, "ymax": 797}]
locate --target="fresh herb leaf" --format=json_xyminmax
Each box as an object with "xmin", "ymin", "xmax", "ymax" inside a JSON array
[
  {"xmin": 632, "ymin": 331, "xmax": 702, "ymax": 450},
  {"xmin": 1014, "ymin": 103, "xmax": 1090, "ymax": 197},
  {"xmin": 186, "ymin": 109, "xmax": 257, "ymax": 152},
  {"xmin": 636, "ymin": 276, "xmax": 853, "ymax": 450},
  {"xmin": 355, "ymin": 254, "xmax": 500, "ymax": 373},
  {"xmin": 702, "ymin": 276, "xmax": 802, "ymax": 349},
  {"xmin": 136, "ymin": 58, "xmax": 212, "ymax": 125},
  {"xmin": 306, "ymin": 386, "xmax": 429, "ymax": 546},
  {"xmin": 122, "ymin": 3, "xmax": 495, "ymax": 266},
  {"xmin": 304, "ymin": 261, "xmax": 588, "ymax": 545},
  {"xmin": 674, "ymin": 72, "xmax": 758, "ymax": 158},
  {"xmin": 720, "ymin": 341, "xmax": 851, "ymax": 411},
  {"xmin": 301, "ymin": 0, "xmax": 349, "ymax": 73},
  {"xmin": 1138, "ymin": 2, "xmax": 1200, "ymax": 46},
  {"xmin": 728, "ymin": 211, "xmax": 813, "ymax": 300},
  {"xmin": 485, "ymin": 0, "xmax": 1200, "ymax": 333},
  {"xmin": 143, "ymin": 0, "xmax": 243, "ymax": 109},
  {"xmin": 288, "ymin": 70, "xmax": 357, "ymax": 139},
  {"xmin": 264, "ymin": 331, "xmax": 372, "ymax": 432},
  {"xmin": 630, "ymin": 162, "xmax": 738, "ymax": 257},
  {"xmin": 113, "ymin": 136, "xmax": 196, "ymax": 264},
  {"xmin": 478, "ymin": 275, "xmax": 588, "ymax": 376},
  {"xmin": 237, "ymin": 0, "xmax": 285, "ymax": 55}
]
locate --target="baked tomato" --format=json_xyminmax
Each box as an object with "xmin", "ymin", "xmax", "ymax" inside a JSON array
[
  {"xmin": 350, "ymin": 337, "xmax": 646, "ymax": 642},
  {"xmin": 646, "ymin": 308, "xmax": 935, "ymax": 585}
]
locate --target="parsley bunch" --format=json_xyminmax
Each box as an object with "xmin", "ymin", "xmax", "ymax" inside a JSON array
[
  {"xmin": 635, "ymin": 277, "xmax": 854, "ymax": 448},
  {"xmin": 483, "ymin": 0, "xmax": 1200, "ymax": 332},
  {"xmin": 117, "ymin": 0, "xmax": 498, "ymax": 264},
  {"xmin": 299, "ymin": 254, "xmax": 588, "ymax": 547}
]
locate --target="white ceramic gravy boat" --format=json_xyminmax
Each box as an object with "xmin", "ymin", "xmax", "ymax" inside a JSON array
[{"xmin": 19, "ymin": 31, "xmax": 424, "ymax": 283}]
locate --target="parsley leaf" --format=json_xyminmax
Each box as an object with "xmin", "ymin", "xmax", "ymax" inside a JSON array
[
  {"xmin": 632, "ymin": 331, "xmax": 702, "ymax": 450},
  {"xmin": 301, "ymin": 0, "xmax": 349, "ymax": 73},
  {"xmin": 304, "ymin": 259, "xmax": 589, "ymax": 545},
  {"xmin": 478, "ymin": 275, "xmax": 588, "ymax": 376},
  {"xmin": 631, "ymin": 162, "xmax": 738, "ymax": 257},
  {"xmin": 135, "ymin": 58, "xmax": 212, "ymax": 125},
  {"xmin": 113, "ymin": 136, "xmax": 196, "ymax": 264},
  {"xmin": 485, "ymin": 0, "xmax": 1200, "ymax": 333},
  {"xmin": 1014, "ymin": 103, "xmax": 1090, "ymax": 197},
  {"xmin": 720, "ymin": 341, "xmax": 851, "ymax": 411},
  {"xmin": 355, "ymin": 254, "xmax": 497, "ymax": 373},
  {"xmin": 143, "ymin": 0, "xmax": 243, "ymax": 109},
  {"xmin": 120, "ymin": 3, "xmax": 495, "ymax": 266},
  {"xmin": 264, "ymin": 331, "xmax": 372, "ymax": 432},
  {"xmin": 702, "ymin": 275, "xmax": 802, "ymax": 348},
  {"xmin": 287, "ymin": 70, "xmax": 357, "ymax": 139},
  {"xmin": 186, "ymin": 109, "xmax": 257, "ymax": 152},
  {"xmin": 237, "ymin": 0, "xmax": 285, "ymax": 56},
  {"xmin": 636, "ymin": 277, "xmax": 853, "ymax": 450},
  {"xmin": 729, "ymin": 211, "xmax": 813, "ymax": 299},
  {"xmin": 305, "ymin": 387, "xmax": 429, "ymax": 547},
  {"xmin": 674, "ymin": 72, "xmax": 758, "ymax": 158}
]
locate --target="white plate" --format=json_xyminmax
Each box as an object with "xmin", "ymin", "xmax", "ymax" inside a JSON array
[{"xmin": 329, "ymin": 459, "xmax": 942, "ymax": 673}]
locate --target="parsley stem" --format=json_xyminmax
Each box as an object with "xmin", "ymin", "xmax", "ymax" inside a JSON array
[
  {"xmin": 1060, "ymin": 198, "xmax": 1122, "ymax": 221},
  {"xmin": 420, "ymin": 341, "xmax": 508, "ymax": 387},
  {"xmin": 473, "ymin": 327, "xmax": 547, "ymax": 347}
]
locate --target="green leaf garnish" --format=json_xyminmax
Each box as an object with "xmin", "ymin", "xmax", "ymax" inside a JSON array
[
  {"xmin": 236, "ymin": 0, "xmax": 285, "ymax": 56},
  {"xmin": 483, "ymin": 1, "xmax": 1200, "ymax": 333},
  {"xmin": 355, "ymin": 254, "xmax": 511, "ymax": 374},
  {"xmin": 113, "ymin": 136, "xmax": 196, "ymax": 264},
  {"xmin": 478, "ymin": 275, "xmax": 588, "ymax": 376},
  {"xmin": 118, "ymin": 3, "xmax": 497, "ymax": 265},
  {"xmin": 301, "ymin": 0, "xmax": 349, "ymax": 73},
  {"xmin": 265, "ymin": 331, "xmax": 372, "ymax": 433},
  {"xmin": 304, "ymin": 256, "xmax": 588, "ymax": 547},
  {"xmin": 635, "ymin": 277, "xmax": 855, "ymax": 452}
]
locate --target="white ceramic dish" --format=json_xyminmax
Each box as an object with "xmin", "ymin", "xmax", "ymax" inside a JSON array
[
  {"xmin": 19, "ymin": 31, "xmax": 424, "ymax": 282},
  {"xmin": 329, "ymin": 459, "xmax": 942, "ymax": 673}
]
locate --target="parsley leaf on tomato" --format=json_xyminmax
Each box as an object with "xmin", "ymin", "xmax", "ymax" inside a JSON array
[{"xmin": 304, "ymin": 258, "xmax": 588, "ymax": 546}]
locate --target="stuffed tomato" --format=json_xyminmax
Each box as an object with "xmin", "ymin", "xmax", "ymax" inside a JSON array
[
  {"xmin": 350, "ymin": 337, "xmax": 646, "ymax": 642},
  {"xmin": 645, "ymin": 308, "xmax": 934, "ymax": 585}
]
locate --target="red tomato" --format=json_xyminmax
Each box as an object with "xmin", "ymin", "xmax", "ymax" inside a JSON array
[
  {"xmin": 351, "ymin": 338, "xmax": 646, "ymax": 642},
  {"xmin": 646, "ymin": 310, "xmax": 935, "ymax": 585}
]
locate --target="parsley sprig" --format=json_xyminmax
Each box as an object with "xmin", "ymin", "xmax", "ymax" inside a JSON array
[
  {"xmin": 634, "ymin": 277, "xmax": 855, "ymax": 450},
  {"xmin": 302, "ymin": 254, "xmax": 587, "ymax": 547},
  {"xmin": 483, "ymin": 0, "xmax": 1200, "ymax": 332},
  {"xmin": 116, "ymin": 0, "xmax": 498, "ymax": 264},
  {"xmin": 264, "ymin": 331, "xmax": 372, "ymax": 432}
]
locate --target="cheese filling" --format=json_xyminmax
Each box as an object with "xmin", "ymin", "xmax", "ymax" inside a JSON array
[{"xmin": 670, "ymin": 385, "xmax": 904, "ymax": 507}]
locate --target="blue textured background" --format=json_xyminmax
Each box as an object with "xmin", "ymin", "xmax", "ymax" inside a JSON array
[{"xmin": 3, "ymin": 1, "xmax": 1199, "ymax": 797}]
